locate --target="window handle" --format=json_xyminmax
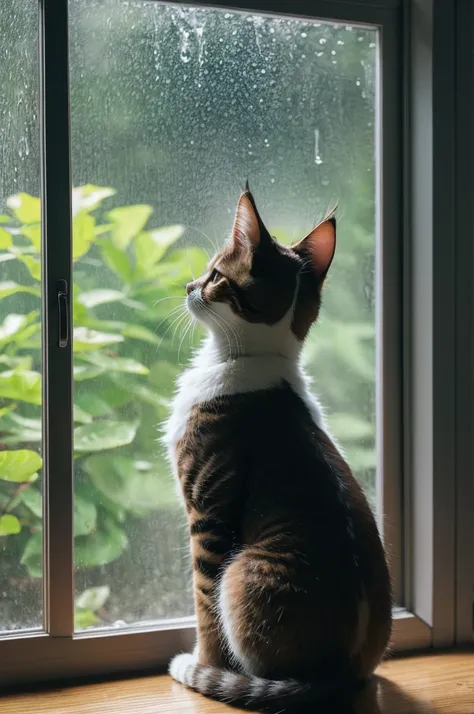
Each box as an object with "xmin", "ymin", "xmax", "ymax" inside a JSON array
[{"xmin": 57, "ymin": 279, "xmax": 69, "ymax": 348}]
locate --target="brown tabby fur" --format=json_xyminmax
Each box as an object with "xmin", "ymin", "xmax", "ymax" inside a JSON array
[{"xmin": 167, "ymin": 188, "xmax": 392, "ymax": 712}]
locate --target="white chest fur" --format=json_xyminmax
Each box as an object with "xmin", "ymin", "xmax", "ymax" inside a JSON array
[{"xmin": 162, "ymin": 338, "xmax": 328, "ymax": 469}]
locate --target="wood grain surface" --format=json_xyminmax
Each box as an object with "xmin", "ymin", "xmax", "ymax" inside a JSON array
[{"xmin": 1, "ymin": 651, "xmax": 473, "ymax": 713}]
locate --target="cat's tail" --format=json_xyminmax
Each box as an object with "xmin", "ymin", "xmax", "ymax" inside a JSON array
[{"xmin": 169, "ymin": 653, "xmax": 365, "ymax": 712}]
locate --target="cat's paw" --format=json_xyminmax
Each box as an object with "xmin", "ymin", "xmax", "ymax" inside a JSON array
[{"xmin": 169, "ymin": 652, "xmax": 197, "ymax": 686}]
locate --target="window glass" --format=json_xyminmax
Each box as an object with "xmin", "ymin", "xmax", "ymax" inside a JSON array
[
  {"xmin": 0, "ymin": 0, "xmax": 43, "ymax": 633},
  {"xmin": 69, "ymin": 1, "xmax": 377, "ymax": 629}
]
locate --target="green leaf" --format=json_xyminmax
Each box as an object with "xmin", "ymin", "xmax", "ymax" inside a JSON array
[
  {"xmin": 150, "ymin": 246, "xmax": 207, "ymax": 287},
  {"xmin": 108, "ymin": 376, "xmax": 168, "ymax": 410},
  {"xmin": 0, "ymin": 253, "xmax": 16, "ymax": 264},
  {"xmin": 84, "ymin": 454, "xmax": 176, "ymax": 512},
  {"xmin": 0, "ymin": 314, "xmax": 28, "ymax": 343},
  {"xmin": 74, "ymin": 420, "xmax": 138, "ymax": 453},
  {"xmin": 73, "ymin": 212, "xmax": 95, "ymax": 261},
  {"xmin": 73, "ymin": 365, "xmax": 105, "ymax": 382},
  {"xmin": 74, "ymin": 404, "xmax": 93, "ymax": 424},
  {"xmin": 0, "ymin": 281, "xmax": 40, "ymax": 299},
  {"xmin": 121, "ymin": 324, "xmax": 159, "ymax": 345},
  {"xmin": 76, "ymin": 585, "xmax": 110, "ymax": 611},
  {"xmin": 18, "ymin": 255, "xmax": 41, "ymax": 281},
  {"xmin": 94, "ymin": 223, "xmax": 113, "ymax": 236},
  {"xmin": 345, "ymin": 446, "xmax": 377, "ymax": 471},
  {"xmin": 75, "ymin": 518, "xmax": 128, "ymax": 568},
  {"xmin": 20, "ymin": 487, "xmax": 42, "ymax": 518},
  {"xmin": 1, "ymin": 413, "xmax": 42, "ymax": 443},
  {"xmin": 149, "ymin": 360, "xmax": 180, "ymax": 395},
  {"xmin": 77, "ymin": 289, "xmax": 126, "ymax": 308},
  {"xmin": 0, "ymin": 215, "xmax": 11, "ymax": 224},
  {"xmin": 78, "ymin": 351, "xmax": 149, "ymax": 375},
  {"xmin": 0, "ymin": 450, "xmax": 42, "ymax": 482},
  {"xmin": 74, "ymin": 608, "xmax": 100, "ymax": 629},
  {"xmin": 21, "ymin": 532, "xmax": 42, "ymax": 577},
  {"xmin": 75, "ymin": 392, "xmax": 114, "ymax": 418},
  {"xmin": 99, "ymin": 240, "xmax": 133, "ymax": 284},
  {"xmin": 20, "ymin": 224, "xmax": 41, "ymax": 252},
  {"xmin": 0, "ymin": 370, "xmax": 42, "ymax": 405},
  {"xmin": 107, "ymin": 204, "xmax": 153, "ymax": 249},
  {"xmin": 0, "ymin": 405, "xmax": 14, "ymax": 419},
  {"xmin": 72, "ymin": 185, "xmax": 116, "ymax": 214},
  {"xmin": 73, "ymin": 327, "xmax": 124, "ymax": 352},
  {"xmin": 0, "ymin": 227, "xmax": 12, "ymax": 249},
  {"xmin": 74, "ymin": 496, "xmax": 97, "ymax": 536},
  {"xmin": 329, "ymin": 414, "xmax": 374, "ymax": 442},
  {"xmin": 134, "ymin": 225, "xmax": 184, "ymax": 273},
  {"xmin": 0, "ymin": 514, "xmax": 21, "ymax": 536},
  {"xmin": 7, "ymin": 193, "xmax": 41, "ymax": 224}
]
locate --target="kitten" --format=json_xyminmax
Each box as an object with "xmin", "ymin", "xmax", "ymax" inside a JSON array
[{"xmin": 164, "ymin": 186, "xmax": 392, "ymax": 712}]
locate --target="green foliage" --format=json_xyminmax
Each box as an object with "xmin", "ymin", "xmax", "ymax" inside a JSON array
[
  {"xmin": 0, "ymin": 185, "xmax": 197, "ymax": 605},
  {"xmin": 0, "ymin": 183, "xmax": 376, "ymax": 627}
]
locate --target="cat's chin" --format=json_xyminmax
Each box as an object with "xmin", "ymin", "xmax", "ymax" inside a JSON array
[{"xmin": 186, "ymin": 289, "xmax": 205, "ymax": 320}]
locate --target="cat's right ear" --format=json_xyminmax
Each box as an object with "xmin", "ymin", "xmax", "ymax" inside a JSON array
[
  {"xmin": 293, "ymin": 212, "xmax": 337, "ymax": 279},
  {"xmin": 231, "ymin": 188, "xmax": 272, "ymax": 252}
]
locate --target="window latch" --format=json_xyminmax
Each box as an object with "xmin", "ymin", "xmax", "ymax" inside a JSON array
[{"xmin": 57, "ymin": 279, "xmax": 69, "ymax": 348}]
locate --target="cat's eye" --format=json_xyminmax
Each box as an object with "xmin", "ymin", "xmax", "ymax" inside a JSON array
[{"xmin": 209, "ymin": 268, "xmax": 222, "ymax": 283}]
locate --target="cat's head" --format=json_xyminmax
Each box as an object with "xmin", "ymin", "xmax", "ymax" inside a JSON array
[{"xmin": 186, "ymin": 186, "xmax": 336, "ymax": 358}]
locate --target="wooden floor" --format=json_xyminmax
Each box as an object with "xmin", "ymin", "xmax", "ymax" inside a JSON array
[{"xmin": 2, "ymin": 652, "xmax": 474, "ymax": 713}]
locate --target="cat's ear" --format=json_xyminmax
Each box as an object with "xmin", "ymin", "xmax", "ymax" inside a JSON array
[
  {"xmin": 231, "ymin": 186, "xmax": 269, "ymax": 252},
  {"xmin": 293, "ymin": 211, "xmax": 337, "ymax": 278}
]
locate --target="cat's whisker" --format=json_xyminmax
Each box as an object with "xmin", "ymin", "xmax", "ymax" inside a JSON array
[
  {"xmin": 152, "ymin": 295, "xmax": 185, "ymax": 308},
  {"xmin": 177, "ymin": 317, "xmax": 194, "ymax": 365},
  {"xmin": 171, "ymin": 311, "xmax": 190, "ymax": 346},
  {"xmin": 154, "ymin": 304, "xmax": 188, "ymax": 337},
  {"xmin": 156, "ymin": 307, "xmax": 188, "ymax": 350}
]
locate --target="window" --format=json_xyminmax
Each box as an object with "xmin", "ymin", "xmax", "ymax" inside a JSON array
[
  {"xmin": 0, "ymin": 0, "xmax": 470, "ymax": 686},
  {"xmin": 69, "ymin": 1, "xmax": 380, "ymax": 630}
]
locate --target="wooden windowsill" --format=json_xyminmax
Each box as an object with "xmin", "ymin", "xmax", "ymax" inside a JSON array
[{"xmin": 1, "ymin": 651, "xmax": 474, "ymax": 713}]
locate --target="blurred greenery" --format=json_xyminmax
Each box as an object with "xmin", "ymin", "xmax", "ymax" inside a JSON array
[{"xmin": 0, "ymin": 184, "xmax": 375, "ymax": 628}]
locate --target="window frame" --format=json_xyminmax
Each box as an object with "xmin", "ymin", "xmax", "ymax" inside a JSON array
[{"xmin": 0, "ymin": 0, "xmax": 467, "ymax": 687}]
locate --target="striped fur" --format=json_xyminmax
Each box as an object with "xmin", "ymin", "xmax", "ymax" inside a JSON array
[{"xmin": 165, "ymin": 189, "xmax": 392, "ymax": 711}]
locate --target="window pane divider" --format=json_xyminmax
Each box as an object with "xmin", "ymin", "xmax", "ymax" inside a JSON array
[{"xmin": 40, "ymin": 0, "xmax": 74, "ymax": 638}]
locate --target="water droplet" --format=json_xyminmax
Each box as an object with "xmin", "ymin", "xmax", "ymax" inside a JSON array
[
  {"xmin": 319, "ymin": 38, "xmax": 326, "ymax": 45},
  {"xmin": 181, "ymin": 46, "xmax": 191, "ymax": 63},
  {"xmin": 270, "ymin": 178, "xmax": 275, "ymax": 183},
  {"xmin": 301, "ymin": 32, "xmax": 307, "ymax": 38}
]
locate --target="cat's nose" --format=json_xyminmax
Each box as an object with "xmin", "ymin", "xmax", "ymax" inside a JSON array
[{"xmin": 186, "ymin": 281, "xmax": 195, "ymax": 295}]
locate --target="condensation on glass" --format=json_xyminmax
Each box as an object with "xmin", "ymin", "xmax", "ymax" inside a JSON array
[
  {"xmin": 69, "ymin": 1, "xmax": 378, "ymax": 629},
  {"xmin": 0, "ymin": 1, "xmax": 43, "ymax": 633}
]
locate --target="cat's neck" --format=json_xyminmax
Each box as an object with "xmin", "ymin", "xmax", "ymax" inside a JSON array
[
  {"xmin": 163, "ymin": 336, "xmax": 327, "ymax": 450},
  {"xmin": 192, "ymin": 334, "xmax": 301, "ymax": 367}
]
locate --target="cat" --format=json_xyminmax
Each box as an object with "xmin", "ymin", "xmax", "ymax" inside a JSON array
[{"xmin": 164, "ymin": 185, "xmax": 392, "ymax": 712}]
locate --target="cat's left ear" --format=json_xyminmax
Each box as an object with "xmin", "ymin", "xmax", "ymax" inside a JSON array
[{"xmin": 293, "ymin": 212, "xmax": 336, "ymax": 279}]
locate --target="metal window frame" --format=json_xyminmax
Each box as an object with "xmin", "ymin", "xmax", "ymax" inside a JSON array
[
  {"xmin": 407, "ymin": 0, "xmax": 470, "ymax": 649},
  {"xmin": 454, "ymin": 0, "xmax": 474, "ymax": 645},
  {"xmin": 1, "ymin": 0, "xmax": 462, "ymax": 687}
]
